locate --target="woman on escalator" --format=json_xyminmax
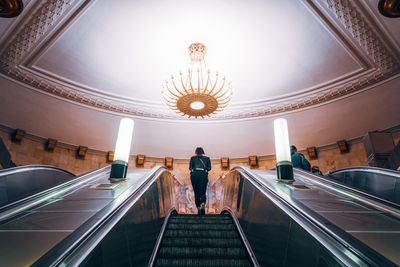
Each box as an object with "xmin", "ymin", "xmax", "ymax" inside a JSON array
[{"xmin": 189, "ymin": 147, "xmax": 211, "ymax": 215}]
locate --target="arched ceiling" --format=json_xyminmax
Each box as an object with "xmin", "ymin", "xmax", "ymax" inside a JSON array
[
  {"xmin": 0, "ymin": 0, "xmax": 399, "ymax": 158},
  {"xmin": 34, "ymin": 0, "xmax": 360, "ymax": 104}
]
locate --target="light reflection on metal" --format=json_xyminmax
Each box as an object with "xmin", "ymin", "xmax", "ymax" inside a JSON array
[
  {"xmin": 0, "ymin": 0, "xmax": 23, "ymax": 18},
  {"xmin": 294, "ymin": 168, "xmax": 400, "ymax": 216},
  {"xmin": 378, "ymin": 0, "xmax": 400, "ymax": 18},
  {"xmin": 161, "ymin": 43, "xmax": 233, "ymax": 118},
  {"xmin": 0, "ymin": 165, "xmax": 110, "ymax": 222},
  {"xmin": 219, "ymin": 167, "xmax": 398, "ymax": 266},
  {"xmin": 328, "ymin": 166, "xmax": 400, "ymax": 206}
]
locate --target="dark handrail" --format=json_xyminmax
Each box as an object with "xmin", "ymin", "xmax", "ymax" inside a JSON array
[
  {"xmin": 231, "ymin": 166, "xmax": 397, "ymax": 267},
  {"xmin": 33, "ymin": 165, "xmax": 169, "ymax": 267},
  {"xmin": 147, "ymin": 209, "xmax": 177, "ymax": 267},
  {"xmin": 221, "ymin": 209, "xmax": 259, "ymax": 267},
  {"xmin": 0, "ymin": 164, "xmax": 75, "ymax": 177},
  {"xmin": 294, "ymin": 168, "xmax": 400, "ymax": 211},
  {"xmin": 0, "ymin": 165, "xmax": 111, "ymax": 221},
  {"xmin": 330, "ymin": 166, "xmax": 400, "ymax": 177}
]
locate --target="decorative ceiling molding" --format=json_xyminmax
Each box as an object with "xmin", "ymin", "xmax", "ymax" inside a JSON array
[{"xmin": 0, "ymin": 0, "xmax": 399, "ymax": 121}]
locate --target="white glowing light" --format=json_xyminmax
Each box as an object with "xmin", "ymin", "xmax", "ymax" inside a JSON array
[
  {"xmin": 113, "ymin": 118, "xmax": 134, "ymax": 163},
  {"xmin": 190, "ymin": 101, "xmax": 205, "ymax": 110},
  {"xmin": 273, "ymin": 118, "xmax": 291, "ymax": 163}
]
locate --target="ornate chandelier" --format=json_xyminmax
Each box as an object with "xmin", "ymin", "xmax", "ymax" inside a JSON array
[{"xmin": 161, "ymin": 43, "xmax": 233, "ymax": 118}]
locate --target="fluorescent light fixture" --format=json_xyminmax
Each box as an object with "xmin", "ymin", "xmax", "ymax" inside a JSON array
[
  {"xmin": 273, "ymin": 118, "xmax": 293, "ymax": 181},
  {"xmin": 114, "ymin": 118, "xmax": 134, "ymax": 162},
  {"xmin": 274, "ymin": 118, "xmax": 291, "ymax": 163},
  {"xmin": 110, "ymin": 118, "xmax": 134, "ymax": 180}
]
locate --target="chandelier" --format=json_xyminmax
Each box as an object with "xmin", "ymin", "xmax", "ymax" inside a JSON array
[{"xmin": 161, "ymin": 43, "xmax": 233, "ymax": 118}]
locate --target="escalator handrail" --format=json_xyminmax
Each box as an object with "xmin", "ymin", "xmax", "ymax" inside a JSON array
[
  {"xmin": 0, "ymin": 165, "xmax": 111, "ymax": 221},
  {"xmin": 294, "ymin": 168, "xmax": 400, "ymax": 211},
  {"xmin": 148, "ymin": 209, "xmax": 259, "ymax": 267},
  {"xmin": 33, "ymin": 165, "xmax": 170, "ymax": 267},
  {"xmin": 231, "ymin": 166, "xmax": 397, "ymax": 267},
  {"xmin": 148, "ymin": 209, "xmax": 177, "ymax": 267},
  {"xmin": 0, "ymin": 164, "xmax": 75, "ymax": 177},
  {"xmin": 329, "ymin": 166, "xmax": 400, "ymax": 177},
  {"xmin": 221, "ymin": 209, "xmax": 259, "ymax": 267}
]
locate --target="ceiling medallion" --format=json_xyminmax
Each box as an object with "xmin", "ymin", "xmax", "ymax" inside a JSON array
[{"xmin": 161, "ymin": 43, "xmax": 233, "ymax": 118}]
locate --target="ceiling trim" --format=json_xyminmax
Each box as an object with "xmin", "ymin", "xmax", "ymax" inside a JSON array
[{"xmin": 0, "ymin": 0, "xmax": 399, "ymax": 121}]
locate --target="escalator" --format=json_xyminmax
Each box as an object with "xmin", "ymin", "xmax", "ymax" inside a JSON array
[
  {"xmin": 0, "ymin": 165, "xmax": 75, "ymax": 209},
  {"xmin": 1, "ymin": 164, "xmax": 399, "ymax": 266},
  {"xmin": 27, "ymin": 165, "xmax": 398, "ymax": 266},
  {"xmin": 247, "ymin": 168, "xmax": 400, "ymax": 266},
  {"xmin": 153, "ymin": 213, "xmax": 252, "ymax": 267},
  {"xmin": 0, "ymin": 165, "xmax": 157, "ymax": 266},
  {"xmin": 326, "ymin": 166, "xmax": 400, "ymax": 205}
]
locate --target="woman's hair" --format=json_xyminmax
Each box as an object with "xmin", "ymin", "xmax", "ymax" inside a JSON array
[{"xmin": 195, "ymin": 147, "xmax": 205, "ymax": 155}]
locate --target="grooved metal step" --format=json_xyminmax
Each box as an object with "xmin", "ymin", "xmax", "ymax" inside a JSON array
[
  {"xmin": 159, "ymin": 246, "xmax": 247, "ymax": 258},
  {"xmin": 164, "ymin": 229, "xmax": 239, "ymax": 238},
  {"xmin": 167, "ymin": 223, "xmax": 236, "ymax": 231},
  {"xmin": 168, "ymin": 218, "xmax": 232, "ymax": 224},
  {"xmin": 155, "ymin": 214, "xmax": 253, "ymax": 267},
  {"xmin": 161, "ymin": 237, "xmax": 243, "ymax": 248},
  {"xmin": 155, "ymin": 258, "xmax": 252, "ymax": 267}
]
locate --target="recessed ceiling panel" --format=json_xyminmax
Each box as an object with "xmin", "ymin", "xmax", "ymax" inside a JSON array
[{"xmin": 32, "ymin": 0, "xmax": 362, "ymax": 104}]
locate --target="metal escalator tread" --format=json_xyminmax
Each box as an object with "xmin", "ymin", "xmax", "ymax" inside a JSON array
[
  {"xmin": 155, "ymin": 214, "xmax": 252, "ymax": 267},
  {"xmin": 156, "ymin": 258, "xmax": 251, "ymax": 267},
  {"xmin": 161, "ymin": 237, "xmax": 242, "ymax": 247}
]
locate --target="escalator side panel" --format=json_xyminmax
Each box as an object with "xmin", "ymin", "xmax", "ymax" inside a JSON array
[
  {"xmin": 0, "ymin": 168, "xmax": 150, "ymax": 266},
  {"xmin": 78, "ymin": 171, "xmax": 176, "ymax": 267},
  {"xmin": 328, "ymin": 167, "xmax": 400, "ymax": 205},
  {"xmin": 221, "ymin": 173, "xmax": 347, "ymax": 267},
  {"xmin": 0, "ymin": 166, "xmax": 75, "ymax": 207}
]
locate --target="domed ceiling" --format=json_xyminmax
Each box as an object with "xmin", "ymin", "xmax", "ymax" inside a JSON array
[{"xmin": 0, "ymin": 0, "xmax": 399, "ymax": 158}]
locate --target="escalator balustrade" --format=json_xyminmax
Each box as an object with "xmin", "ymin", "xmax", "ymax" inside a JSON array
[
  {"xmin": 30, "ymin": 166, "xmax": 399, "ymax": 267},
  {"xmin": 155, "ymin": 214, "xmax": 253, "ymax": 267}
]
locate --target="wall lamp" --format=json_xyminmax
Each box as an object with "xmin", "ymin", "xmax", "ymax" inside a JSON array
[
  {"xmin": 273, "ymin": 118, "xmax": 294, "ymax": 181},
  {"xmin": 110, "ymin": 118, "xmax": 134, "ymax": 181}
]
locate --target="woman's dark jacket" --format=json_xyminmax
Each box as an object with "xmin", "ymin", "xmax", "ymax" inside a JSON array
[{"xmin": 189, "ymin": 155, "xmax": 211, "ymax": 173}]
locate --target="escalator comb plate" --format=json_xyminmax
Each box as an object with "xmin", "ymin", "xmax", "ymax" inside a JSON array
[
  {"xmin": 287, "ymin": 184, "xmax": 314, "ymax": 191},
  {"xmin": 89, "ymin": 183, "xmax": 120, "ymax": 190}
]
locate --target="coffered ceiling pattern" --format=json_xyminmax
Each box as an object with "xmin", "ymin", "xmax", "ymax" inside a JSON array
[{"xmin": 0, "ymin": 0, "xmax": 399, "ymax": 121}]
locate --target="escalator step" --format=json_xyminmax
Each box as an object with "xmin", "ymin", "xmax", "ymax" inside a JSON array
[
  {"xmin": 161, "ymin": 237, "xmax": 242, "ymax": 248},
  {"xmin": 167, "ymin": 223, "xmax": 235, "ymax": 231},
  {"xmin": 154, "ymin": 214, "xmax": 252, "ymax": 266},
  {"xmin": 158, "ymin": 246, "xmax": 247, "ymax": 258},
  {"xmin": 164, "ymin": 229, "xmax": 239, "ymax": 238},
  {"xmin": 155, "ymin": 258, "xmax": 252, "ymax": 267},
  {"xmin": 168, "ymin": 218, "xmax": 232, "ymax": 224},
  {"xmin": 172, "ymin": 214, "xmax": 229, "ymax": 218}
]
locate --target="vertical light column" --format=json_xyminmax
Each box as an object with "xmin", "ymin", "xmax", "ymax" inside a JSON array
[
  {"xmin": 110, "ymin": 118, "xmax": 134, "ymax": 180},
  {"xmin": 273, "ymin": 118, "xmax": 294, "ymax": 181}
]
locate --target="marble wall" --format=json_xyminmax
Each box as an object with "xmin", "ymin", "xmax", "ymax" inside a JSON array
[
  {"xmin": 168, "ymin": 142, "xmax": 367, "ymax": 184},
  {"xmin": 1, "ymin": 129, "xmax": 367, "ymax": 184},
  {"xmin": 0, "ymin": 130, "xmax": 109, "ymax": 174}
]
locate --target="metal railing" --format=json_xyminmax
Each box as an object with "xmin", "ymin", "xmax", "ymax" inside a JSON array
[
  {"xmin": 33, "ymin": 165, "xmax": 177, "ymax": 267},
  {"xmin": 27, "ymin": 165, "xmax": 399, "ymax": 266},
  {"xmin": 221, "ymin": 166, "xmax": 397, "ymax": 267},
  {"xmin": 0, "ymin": 165, "xmax": 110, "ymax": 222},
  {"xmin": 0, "ymin": 165, "xmax": 75, "ymax": 208},
  {"xmin": 327, "ymin": 166, "xmax": 400, "ymax": 205}
]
